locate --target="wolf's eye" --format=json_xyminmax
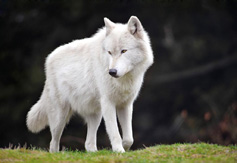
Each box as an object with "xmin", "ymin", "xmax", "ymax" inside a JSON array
[
  {"xmin": 121, "ymin": 49, "xmax": 127, "ymax": 54},
  {"xmin": 108, "ymin": 51, "xmax": 112, "ymax": 55}
]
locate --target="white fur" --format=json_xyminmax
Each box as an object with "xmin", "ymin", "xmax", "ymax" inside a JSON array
[{"xmin": 26, "ymin": 16, "xmax": 153, "ymax": 153}]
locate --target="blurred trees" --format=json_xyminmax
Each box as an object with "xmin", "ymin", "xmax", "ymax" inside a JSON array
[{"xmin": 0, "ymin": 0, "xmax": 236, "ymax": 150}]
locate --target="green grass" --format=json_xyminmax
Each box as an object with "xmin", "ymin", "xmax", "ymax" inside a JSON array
[{"xmin": 0, "ymin": 143, "xmax": 236, "ymax": 162}]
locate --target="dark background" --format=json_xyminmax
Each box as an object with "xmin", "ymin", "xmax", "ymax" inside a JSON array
[{"xmin": 0, "ymin": 0, "xmax": 237, "ymax": 151}]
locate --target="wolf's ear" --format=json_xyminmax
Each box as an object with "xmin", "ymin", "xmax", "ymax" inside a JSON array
[
  {"xmin": 104, "ymin": 17, "xmax": 115, "ymax": 35},
  {"xmin": 127, "ymin": 16, "xmax": 143, "ymax": 37}
]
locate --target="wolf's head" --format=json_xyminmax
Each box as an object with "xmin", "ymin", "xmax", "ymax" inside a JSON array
[{"xmin": 103, "ymin": 16, "xmax": 153, "ymax": 78}]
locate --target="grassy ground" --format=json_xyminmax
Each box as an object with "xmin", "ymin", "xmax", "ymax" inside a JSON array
[{"xmin": 0, "ymin": 143, "xmax": 236, "ymax": 162}]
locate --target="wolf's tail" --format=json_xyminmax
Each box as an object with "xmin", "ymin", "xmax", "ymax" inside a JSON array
[{"xmin": 26, "ymin": 99, "xmax": 48, "ymax": 133}]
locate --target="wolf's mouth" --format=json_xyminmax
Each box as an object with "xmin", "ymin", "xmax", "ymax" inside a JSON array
[{"xmin": 111, "ymin": 75, "xmax": 119, "ymax": 78}]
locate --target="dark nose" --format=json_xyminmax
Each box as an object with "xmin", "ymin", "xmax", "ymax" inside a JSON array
[{"xmin": 109, "ymin": 69, "xmax": 118, "ymax": 77}]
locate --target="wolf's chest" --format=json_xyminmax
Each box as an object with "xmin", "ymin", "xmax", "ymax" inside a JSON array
[{"xmin": 108, "ymin": 78, "xmax": 140, "ymax": 104}]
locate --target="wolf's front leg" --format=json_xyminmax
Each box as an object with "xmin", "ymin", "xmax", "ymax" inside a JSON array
[
  {"xmin": 101, "ymin": 98, "xmax": 125, "ymax": 153},
  {"xmin": 84, "ymin": 112, "xmax": 102, "ymax": 152},
  {"xmin": 117, "ymin": 103, "xmax": 134, "ymax": 151}
]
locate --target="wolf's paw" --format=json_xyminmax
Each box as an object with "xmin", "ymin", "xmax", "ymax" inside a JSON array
[
  {"xmin": 86, "ymin": 148, "xmax": 98, "ymax": 152},
  {"xmin": 112, "ymin": 146, "xmax": 125, "ymax": 153},
  {"xmin": 49, "ymin": 148, "xmax": 59, "ymax": 153},
  {"xmin": 85, "ymin": 143, "xmax": 97, "ymax": 152},
  {"xmin": 122, "ymin": 139, "xmax": 133, "ymax": 151}
]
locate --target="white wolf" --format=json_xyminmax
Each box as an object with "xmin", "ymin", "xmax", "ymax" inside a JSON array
[{"xmin": 26, "ymin": 16, "xmax": 153, "ymax": 153}]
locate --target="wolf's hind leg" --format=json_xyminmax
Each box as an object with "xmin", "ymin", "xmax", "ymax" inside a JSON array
[
  {"xmin": 84, "ymin": 112, "xmax": 102, "ymax": 152},
  {"xmin": 117, "ymin": 103, "xmax": 134, "ymax": 151},
  {"xmin": 48, "ymin": 105, "xmax": 72, "ymax": 153}
]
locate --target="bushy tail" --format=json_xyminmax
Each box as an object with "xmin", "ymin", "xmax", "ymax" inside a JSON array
[{"xmin": 26, "ymin": 100, "xmax": 48, "ymax": 133}]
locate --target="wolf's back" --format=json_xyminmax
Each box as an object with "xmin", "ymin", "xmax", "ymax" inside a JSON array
[{"xmin": 26, "ymin": 99, "xmax": 48, "ymax": 133}]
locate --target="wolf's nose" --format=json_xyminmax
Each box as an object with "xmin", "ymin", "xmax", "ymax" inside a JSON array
[{"xmin": 109, "ymin": 69, "xmax": 118, "ymax": 77}]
